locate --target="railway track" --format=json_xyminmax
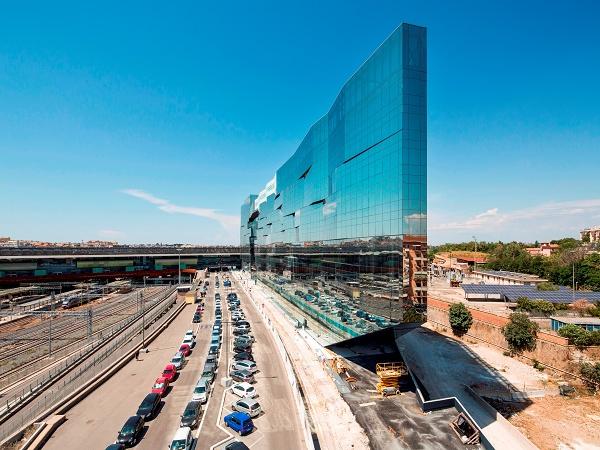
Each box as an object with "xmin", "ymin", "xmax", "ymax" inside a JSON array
[{"xmin": 0, "ymin": 287, "xmax": 166, "ymax": 375}]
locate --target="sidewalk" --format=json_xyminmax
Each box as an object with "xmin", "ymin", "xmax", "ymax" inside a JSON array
[{"xmin": 234, "ymin": 272, "xmax": 369, "ymax": 450}]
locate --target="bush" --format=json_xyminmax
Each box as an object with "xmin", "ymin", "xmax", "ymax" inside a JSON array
[
  {"xmin": 448, "ymin": 303, "xmax": 473, "ymax": 336},
  {"xmin": 516, "ymin": 297, "xmax": 556, "ymax": 315},
  {"xmin": 580, "ymin": 362, "xmax": 600, "ymax": 390},
  {"xmin": 558, "ymin": 324, "xmax": 600, "ymax": 347},
  {"xmin": 502, "ymin": 313, "xmax": 539, "ymax": 353},
  {"xmin": 537, "ymin": 282, "xmax": 559, "ymax": 291},
  {"xmin": 403, "ymin": 307, "xmax": 424, "ymax": 323}
]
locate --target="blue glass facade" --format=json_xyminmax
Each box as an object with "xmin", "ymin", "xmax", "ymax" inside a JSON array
[{"xmin": 241, "ymin": 23, "xmax": 427, "ymax": 333}]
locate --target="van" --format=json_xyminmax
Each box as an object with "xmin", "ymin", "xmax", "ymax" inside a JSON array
[{"xmin": 169, "ymin": 426, "xmax": 193, "ymax": 449}]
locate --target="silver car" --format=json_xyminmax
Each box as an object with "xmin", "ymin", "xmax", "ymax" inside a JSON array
[{"xmin": 231, "ymin": 398, "xmax": 262, "ymax": 417}]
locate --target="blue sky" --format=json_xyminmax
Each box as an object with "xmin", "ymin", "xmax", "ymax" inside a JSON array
[{"xmin": 1, "ymin": 0, "xmax": 599, "ymax": 245}]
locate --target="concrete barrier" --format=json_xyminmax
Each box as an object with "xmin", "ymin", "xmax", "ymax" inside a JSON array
[
  {"xmin": 1, "ymin": 300, "xmax": 186, "ymax": 448},
  {"xmin": 20, "ymin": 415, "xmax": 65, "ymax": 450}
]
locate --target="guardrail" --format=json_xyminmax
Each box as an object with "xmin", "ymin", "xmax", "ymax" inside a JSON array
[{"xmin": 0, "ymin": 289, "xmax": 177, "ymax": 443}]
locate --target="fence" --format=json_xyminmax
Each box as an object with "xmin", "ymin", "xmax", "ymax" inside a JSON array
[{"xmin": 0, "ymin": 289, "xmax": 177, "ymax": 442}]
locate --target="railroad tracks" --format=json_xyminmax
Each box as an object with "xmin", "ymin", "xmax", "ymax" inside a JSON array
[{"xmin": 0, "ymin": 287, "xmax": 178, "ymax": 432}]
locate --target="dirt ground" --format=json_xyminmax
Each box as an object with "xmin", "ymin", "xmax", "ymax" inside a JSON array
[{"xmin": 508, "ymin": 394, "xmax": 600, "ymax": 450}]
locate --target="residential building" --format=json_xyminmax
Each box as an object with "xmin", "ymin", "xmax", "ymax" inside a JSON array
[
  {"xmin": 581, "ymin": 226, "xmax": 600, "ymax": 243},
  {"xmin": 240, "ymin": 23, "xmax": 427, "ymax": 331},
  {"xmin": 525, "ymin": 242, "xmax": 560, "ymax": 257}
]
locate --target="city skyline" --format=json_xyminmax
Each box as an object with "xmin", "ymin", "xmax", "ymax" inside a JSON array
[{"xmin": 1, "ymin": 1, "xmax": 599, "ymax": 245}]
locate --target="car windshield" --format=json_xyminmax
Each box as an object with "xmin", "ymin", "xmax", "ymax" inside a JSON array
[
  {"xmin": 170, "ymin": 440, "xmax": 186, "ymax": 450},
  {"xmin": 121, "ymin": 423, "xmax": 135, "ymax": 434},
  {"xmin": 194, "ymin": 386, "xmax": 205, "ymax": 394},
  {"xmin": 164, "ymin": 369, "xmax": 173, "ymax": 374},
  {"xmin": 172, "ymin": 357, "xmax": 181, "ymax": 363},
  {"xmin": 247, "ymin": 387, "xmax": 255, "ymax": 393}
]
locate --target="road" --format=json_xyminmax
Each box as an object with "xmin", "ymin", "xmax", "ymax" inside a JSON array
[
  {"xmin": 43, "ymin": 284, "xmax": 212, "ymax": 450},
  {"xmin": 42, "ymin": 272, "xmax": 306, "ymax": 450},
  {"xmin": 197, "ymin": 275, "xmax": 306, "ymax": 450}
]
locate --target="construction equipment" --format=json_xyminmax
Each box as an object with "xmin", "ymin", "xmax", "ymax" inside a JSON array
[
  {"xmin": 331, "ymin": 356, "xmax": 359, "ymax": 390},
  {"xmin": 375, "ymin": 362, "xmax": 406, "ymax": 396}
]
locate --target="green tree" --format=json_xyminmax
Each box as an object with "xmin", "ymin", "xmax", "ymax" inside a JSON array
[
  {"xmin": 580, "ymin": 362, "xmax": 600, "ymax": 390},
  {"xmin": 502, "ymin": 313, "xmax": 539, "ymax": 353},
  {"xmin": 558, "ymin": 324, "xmax": 587, "ymax": 344},
  {"xmin": 536, "ymin": 282, "xmax": 559, "ymax": 291},
  {"xmin": 448, "ymin": 303, "xmax": 473, "ymax": 336}
]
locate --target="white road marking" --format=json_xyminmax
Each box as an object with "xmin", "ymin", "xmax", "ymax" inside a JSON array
[{"xmin": 359, "ymin": 401, "xmax": 377, "ymax": 407}]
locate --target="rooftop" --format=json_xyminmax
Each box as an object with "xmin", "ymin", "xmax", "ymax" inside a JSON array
[{"xmin": 550, "ymin": 316, "xmax": 600, "ymax": 325}]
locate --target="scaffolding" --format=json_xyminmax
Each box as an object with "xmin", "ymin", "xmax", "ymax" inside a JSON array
[{"xmin": 375, "ymin": 362, "xmax": 406, "ymax": 395}]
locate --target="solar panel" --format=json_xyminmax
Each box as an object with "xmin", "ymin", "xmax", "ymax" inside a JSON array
[{"xmin": 461, "ymin": 283, "xmax": 600, "ymax": 304}]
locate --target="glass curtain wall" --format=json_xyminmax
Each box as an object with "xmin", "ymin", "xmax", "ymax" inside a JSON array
[{"xmin": 240, "ymin": 23, "xmax": 427, "ymax": 338}]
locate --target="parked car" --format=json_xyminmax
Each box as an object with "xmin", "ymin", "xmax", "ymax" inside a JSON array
[
  {"xmin": 225, "ymin": 442, "xmax": 250, "ymax": 450},
  {"xmin": 192, "ymin": 379, "xmax": 210, "ymax": 403},
  {"xmin": 231, "ymin": 382, "xmax": 257, "ymax": 399},
  {"xmin": 169, "ymin": 426, "xmax": 193, "ymax": 450},
  {"xmin": 179, "ymin": 344, "xmax": 191, "ymax": 357},
  {"xmin": 152, "ymin": 376, "xmax": 169, "ymax": 397},
  {"xmin": 233, "ymin": 327, "xmax": 249, "ymax": 336},
  {"xmin": 105, "ymin": 444, "xmax": 125, "ymax": 450},
  {"xmin": 192, "ymin": 314, "xmax": 201, "ymax": 323},
  {"xmin": 210, "ymin": 337, "xmax": 221, "ymax": 348},
  {"xmin": 233, "ymin": 343, "xmax": 252, "ymax": 354},
  {"xmin": 231, "ymin": 398, "xmax": 262, "ymax": 418},
  {"xmin": 233, "ymin": 352, "xmax": 254, "ymax": 362},
  {"xmin": 201, "ymin": 363, "xmax": 216, "ymax": 384},
  {"xmin": 182, "ymin": 336, "xmax": 194, "ymax": 347},
  {"xmin": 162, "ymin": 364, "xmax": 177, "ymax": 382},
  {"xmin": 171, "ymin": 352, "xmax": 186, "ymax": 370},
  {"xmin": 117, "ymin": 415, "xmax": 144, "ymax": 446},
  {"xmin": 212, "ymin": 324, "xmax": 222, "ymax": 334},
  {"xmin": 234, "ymin": 335, "xmax": 253, "ymax": 346},
  {"xmin": 230, "ymin": 369, "xmax": 255, "ymax": 384},
  {"xmin": 184, "ymin": 330, "xmax": 195, "ymax": 339},
  {"xmin": 208, "ymin": 345, "xmax": 219, "ymax": 356},
  {"xmin": 224, "ymin": 412, "xmax": 254, "ymax": 435},
  {"xmin": 231, "ymin": 360, "xmax": 257, "ymax": 373},
  {"xmin": 136, "ymin": 392, "xmax": 161, "ymax": 420},
  {"xmin": 180, "ymin": 400, "xmax": 202, "ymax": 428}
]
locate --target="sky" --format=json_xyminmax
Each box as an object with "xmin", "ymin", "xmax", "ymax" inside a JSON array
[{"xmin": 0, "ymin": 0, "xmax": 599, "ymax": 245}]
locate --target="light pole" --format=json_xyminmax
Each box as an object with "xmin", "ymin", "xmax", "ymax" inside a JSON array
[
  {"xmin": 177, "ymin": 247, "xmax": 182, "ymax": 285},
  {"xmin": 140, "ymin": 291, "xmax": 146, "ymax": 349}
]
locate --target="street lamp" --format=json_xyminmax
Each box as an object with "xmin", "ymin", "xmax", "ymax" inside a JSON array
[{"xmin": 176, "ymin": 247, "xmax": 183, "ymax": 285}]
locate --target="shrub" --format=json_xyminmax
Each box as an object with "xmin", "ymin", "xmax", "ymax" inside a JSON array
[
  {"xmin": 558, "ymin": 323, "xmax": 588, "ymax": 343},
  {"xmin": 536, "ymin": 282, "xmax": 559, "ymax": 291},
  {"xmin": 572, "ymin": 299, "xmax": 592, "ymax": 316},
  {"xmin": 448, "ymin": 303, "xmax": 473, "ymax": 336},
  {"xmin": 403, "ymin": 307, "xmax": 424, "ymax": 323},
  {"xmin": 516, "ymin": 297, "xmax": 556, "ymax": 315},
  {"xmin": 502, "ymin": 313, "xmax": 539, "ymax": 353},
  {"xmin": 580, "ymin": 362, "xmax": 600, "ymax": 390}
]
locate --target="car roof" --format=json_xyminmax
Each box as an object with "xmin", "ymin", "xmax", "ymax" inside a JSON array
[
  {"xmin": 144, "ymin": 392, "xmax": 160, "ymax": 401},
  {"xmin": 155, "ymin": 376, "xmax": 167, "ymax": 382},
  {"xmin": 164, "ymin": 364, "xmax": 176, "ymax": 370},
  {"xmin": 173, "ymin": 426, "xmax": 191, "ymax": 440},
  {"xmin": 225, "ymin": 442, "xmax": 250, "ymax": 450},
  {"xmin": 228, "ymin": 411, "xmax": 251, "ymax": 421},
  {"xmin": 234, "ymin": 382, "xmax": 252, "ymax": 389},
  {"xmin": 173, "ymin": 352, "xmax": 184, "ymax": 358},
  {"xmin": 237, "ymin": 360, "xmax": 254, "ymax": 365},
  {"xmin": 126, "ymin": 415, "xmax": 142, "ymax": 425}
]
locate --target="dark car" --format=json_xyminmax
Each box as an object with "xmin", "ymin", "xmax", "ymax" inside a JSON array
[
  {"xmin": 233, "ymin": 343, "xmax": 252, "ymax": 354},
  {"xmin": 208, "ymin": 345, "xmax": 219, "ymax": 356},
  {"xmin": 105, "ymin": 445, "xmax": 125, "ymax": 450},
  {"xmin": 225, "ymin": 442, "xmax": 250, "ymax": 450},
  {"xmin": 180, "ymin": 400, "xmax": 202, "ymax": 428},
  {"xmin": 230, "ymin": 369, "xmax": 255, "ymax": 383},
  {"xmin": 117, "ymin": 415, "xmax": 144, "ymax": 446},
  {"xmin": 136, "ymin": 393, "xmax": 161, "ymax": 420},
  {"xmin": 193, "ymin": 314, "xmax": 201, "ymax": 323},
  {"xmin": 233, "ymin": 352, "xmax": 254, "ymax": 362}
]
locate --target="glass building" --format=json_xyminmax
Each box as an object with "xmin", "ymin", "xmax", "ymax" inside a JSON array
[{"xmin": 241, "ymin": 23, "xmax": 427, "ymax": 339}]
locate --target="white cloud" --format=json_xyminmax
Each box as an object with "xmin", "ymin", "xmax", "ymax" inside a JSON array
[
  {"xmin": 323, "ymin": 201, "xmax": 337, "ymax": 216},
  {"xmin": 122, "ymin": 189, "xmax": 240, "ymax": 231},
  {"xmin": 429, "ymin": 198, "xmax": 600, "ymax": 243}
]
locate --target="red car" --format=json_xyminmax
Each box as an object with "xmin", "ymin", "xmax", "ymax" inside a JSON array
[
  {"xmin": 162, "ymin": 363, "xmax": 178, "ymax": 382},
  {"xmin": 179, "ymin": 344, "xmax": 192, "ymax": 357},
  {"xmin": 151, "ymin": 376, "xmax": 169, "ymax": 397}
]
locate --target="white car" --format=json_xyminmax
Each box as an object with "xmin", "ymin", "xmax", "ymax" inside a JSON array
[
  {"xmin": 231, "ymin": 360, "xmax": 257, "ymax": 374},
  {"xmin": 192, "ymin": 379, "xmax": 210, "ymax": 403},
  {"xmin": 171, "ymin": 352, "xmax": 186, "ymax": 370},
  {"xmin": 185, "ymin": 329, "xmax": 195, "ymax": 339},
  {"xmin": 182, "ymin": 337, "xmax": 194, "ymax": 347},
  {"xmin": 231, "ymin": 382, "xmax": 257, "ymax": 399},
  {"xmin": 169, "ymin": 426, "xmax": 193, "ymax": 450}
]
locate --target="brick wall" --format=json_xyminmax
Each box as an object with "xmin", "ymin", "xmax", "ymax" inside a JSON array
[{"xmin": 426, "ymin": 297, "xmax": 589, "ymax": 373}]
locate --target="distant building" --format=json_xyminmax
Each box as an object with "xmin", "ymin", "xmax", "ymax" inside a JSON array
[
  {"xmin": 525, "ymin": 242, "xmax": 560, "ymax": 257},
  {"xmin": 551, "ymin": 316, "xmax": 600, "ymax": 332},
  {"xmin": 471, "ymin": 270, "xmax": 548, "ymax": 286},
  {"xmin": 581, "ymin": 226, "xmax": 600, "ymax": 243}
]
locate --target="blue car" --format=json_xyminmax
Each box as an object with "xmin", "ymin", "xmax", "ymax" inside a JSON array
[{"xmin": 224, "ymin": 412, "xmax": 254, "ymax": 436}]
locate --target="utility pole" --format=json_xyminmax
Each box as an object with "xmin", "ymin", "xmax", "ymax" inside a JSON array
[
  {"xmin": 48, "ymin": 293, "xmax": 54, "ymax": 357},
  {"xmin": 572, "ymin": 263, "xmax": 576, "ymax": 303},
  {"xmin": 87, "ymin": 307, "xmax": 93, "ymax": 340},
  {"xmin": 140, "ymin": 291, "xmax": 146, "ymax": 349},
  {"xmin": 177, "ymin": 248, "xmax": 182, "ymax": 285}
]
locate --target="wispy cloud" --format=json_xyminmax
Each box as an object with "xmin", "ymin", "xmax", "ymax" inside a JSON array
[
  {"xmin": 122, "ymin": 189, "xmax": 239, "ymax": 231},
  {"xmin": 430, "ymin": 199, "xmax": 600, "ymax": 231}
]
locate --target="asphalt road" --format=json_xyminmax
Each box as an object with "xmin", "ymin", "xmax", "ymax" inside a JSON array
[
  {"xmin": 43, "ymin": 280, "xmax": 213, "ymax": 450},
  {"xmin": 43, "ymin": 272, "xmax": 306, "ymax": 450},
  {"xmin": 197, "ymin": 275, "xmax": 306, "ymax": 450}
]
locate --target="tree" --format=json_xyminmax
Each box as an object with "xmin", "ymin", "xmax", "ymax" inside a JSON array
[
  {"xmin": 580, "ymin": 362, "xmax": 600, "ymax": 391},
  {"xmin": 558, "ymin": 323, "xmax": 587, "ymax": 344},
  {"xmin": 449, "ymin": 303, "xmax": 473, "ymax": 336},
  {"xmin": 536, "ymin": 282, "xmax": 559, "ymax": 291},
  {"xmin": 502, "ymin": 313, "xmax": 539, "ymax": 353},
  {"xmin": 572, "ymin": 299, "xmax": 592, "ymax": 316}
]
